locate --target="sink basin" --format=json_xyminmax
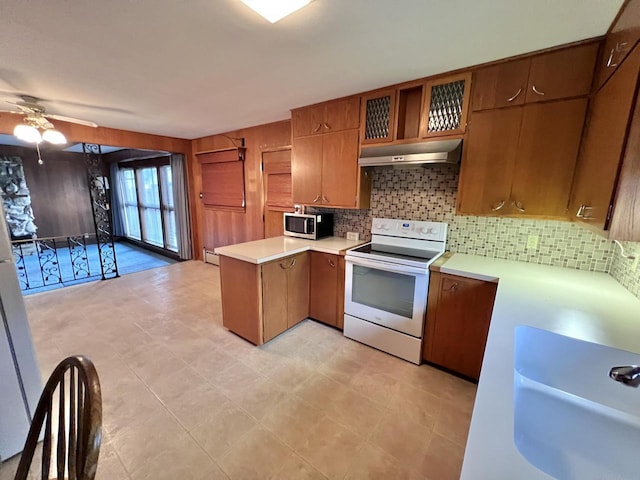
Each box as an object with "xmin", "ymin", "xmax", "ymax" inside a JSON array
[{"xmin": 514, "ymin": 326, "xmax": 640, "ymax": 480}]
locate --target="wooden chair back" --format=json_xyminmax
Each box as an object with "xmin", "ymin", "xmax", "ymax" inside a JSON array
[{"xmin": 14, "ymin": 355, "xmax": 102, "ymax": 480}]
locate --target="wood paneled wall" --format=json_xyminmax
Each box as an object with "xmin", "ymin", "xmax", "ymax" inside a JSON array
[
  {"xmin": 0, "ymin": 115, "xmax": 199, "ymax": 251},
  {"xmin": 191, "ymin": 120, "xmax": 292, "ymax": 256},
  {"xmin": 0, "ymin": 145, "xmax": 94, "ymax": 238}
]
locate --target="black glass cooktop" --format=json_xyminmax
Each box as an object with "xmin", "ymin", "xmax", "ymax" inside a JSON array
[{"xmin": 349, "ymin": 243, "xmax": 439, "ymax": 263}]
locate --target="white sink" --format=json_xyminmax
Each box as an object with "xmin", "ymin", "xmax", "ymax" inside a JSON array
[{"xmin": 514, "ymin": 326, "xmax": 640, "ymax": 480}]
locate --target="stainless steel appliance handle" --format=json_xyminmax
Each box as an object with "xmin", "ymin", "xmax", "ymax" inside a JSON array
[{"xmin": 346, "ymin": 256, "xmax": 428, "ymax": 276}]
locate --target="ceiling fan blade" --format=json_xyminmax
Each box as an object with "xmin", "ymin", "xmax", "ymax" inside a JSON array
[
  {"xmin": 45, "ymin": 113, "xmax": 98, "ymax": 128},
  {"xmin": 0, "ymin": 109, "xmax": 24, "ymax": 114}
]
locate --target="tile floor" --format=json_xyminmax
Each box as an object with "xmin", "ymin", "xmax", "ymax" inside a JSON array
[{"xmin": 0, "ymin": 261, "xmax": 476, "ymax": 480}]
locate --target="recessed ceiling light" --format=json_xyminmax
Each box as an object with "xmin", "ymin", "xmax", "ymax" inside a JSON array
[{"xmin": 240, "ymin": 0, "xmax": 312, "ymax": 23}]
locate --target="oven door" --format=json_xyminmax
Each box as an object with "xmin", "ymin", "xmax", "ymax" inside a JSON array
[{"xmin": 344, "ymin": 256, "xmax": 428, "ymax": 338}]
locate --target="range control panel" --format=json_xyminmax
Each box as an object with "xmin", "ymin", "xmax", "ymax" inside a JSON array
[{"xmin": 371, "ymin": 218, "xmax": 447, "ymax": 242}]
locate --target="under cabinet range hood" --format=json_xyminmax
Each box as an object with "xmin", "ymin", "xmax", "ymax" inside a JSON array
[{"xmin": 359, "ymin": 139, "xmax": 462, "ymax": 167}]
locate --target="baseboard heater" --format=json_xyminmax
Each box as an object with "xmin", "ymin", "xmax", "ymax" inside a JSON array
[{"xmin": 203, "ymin": 249, "xmax": 219, "ymax": 265}]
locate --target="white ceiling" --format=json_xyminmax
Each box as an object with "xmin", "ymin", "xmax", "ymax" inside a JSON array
[{"xmin": 0, "ymin": 0, "xmax": 623, "ymax": 140}]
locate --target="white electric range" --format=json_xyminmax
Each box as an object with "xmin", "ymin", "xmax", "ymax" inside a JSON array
[{"xmin": 343, "ymin": 218, "xmax": 447, "ymax": 364}]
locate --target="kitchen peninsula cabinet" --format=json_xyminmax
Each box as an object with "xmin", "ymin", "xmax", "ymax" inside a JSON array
[
  {"xmin": 262, "ymin": 252, "xmax": 309, "ymax": 342},
  {"xmin": 219, "ymin": 252, "xmax": 309, "ymax": 345},
  {"xmin": 570, "ymin": 43, "xmax": 640, "ymax": 240},
  {"xmin": 423, "ymin": 271, "xmax": 497, "ymax": 381},
  {"xmin": 472, "ymin": 42, "xmax": 599, "ymax": 110},
  {"xmin": 309, "ymin": 252, "xmax": 345, "ymax": 329},
  {"xmin": 458, "ymin": 98, "xmax": 587, "ymax": 217}
]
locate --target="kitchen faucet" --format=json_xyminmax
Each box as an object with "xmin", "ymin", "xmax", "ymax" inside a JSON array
[{"xmin": 609, "ymin": 366, "xmax": 640, "ymax": 387}]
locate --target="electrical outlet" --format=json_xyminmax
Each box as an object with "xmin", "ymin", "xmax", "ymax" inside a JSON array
[
  {"xmin": 526, "ymin": 234, "xmax": 539, "ymax": 250},
  {"xmin": 346, "ymin": 232, "xmax": 360, "ymax": 241}
]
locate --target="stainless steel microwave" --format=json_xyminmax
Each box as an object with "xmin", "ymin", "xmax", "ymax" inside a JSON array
[{"xmin": 283, "ymin": 213, "xmax": 333, "ymax": 240}]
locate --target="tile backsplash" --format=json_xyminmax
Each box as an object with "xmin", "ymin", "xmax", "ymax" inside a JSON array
[
  {"xmin": 609, "ymin": 241, "xmax": 640, "ymax": 299},
  {"xmin": 314, "ymin": 166, "xmax": 640, "ymax": 299}
]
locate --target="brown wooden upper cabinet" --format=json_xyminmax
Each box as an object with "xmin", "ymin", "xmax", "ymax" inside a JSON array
[
  {"xmin": 292, "ymin": 96, "xmax": 369, "ymax": 209},
  {"xmin": 361, "ymin": 74, "xmax": 472, "ymax": 144},
  {"xmin": 570, "ymin": 43, "xmax": 640, "ymax": 240},
  {"xmin": 458, "ymin": 98, "xmax": 588, "ymax": 217},
  {"xmin": 292, "ymin": 97, "xmax": 360, "ymax": 138},
  {"xmin": 292, "ymin": 129, "xmax": 370, "ymax": 208},
  {"xmin": 360, "ymin": 88, "xmax": 397, "ymax": 144},
  {"xmin": 472, "ymin": 43, "xmax": 599, "ymax": 111},
  {"xmin": 594, "ymin": 0, "xmax": 640, "ymax": 90},
  {"xmin": 420, "ymin": 72, "xmax": 472, "ymax": 138}
]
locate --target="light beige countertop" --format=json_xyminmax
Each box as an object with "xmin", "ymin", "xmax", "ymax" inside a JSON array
[
  {"xmin": 439, "ymin": 254, "xmax": 640, "ymax": 479},
  {"xmin": 214, "ymin": 236, "xmax": 365, "ymax": 264}
]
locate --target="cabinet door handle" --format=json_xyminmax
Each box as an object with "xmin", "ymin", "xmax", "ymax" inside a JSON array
[
  {"xmin": 322, "ymin": 195, "xmax": 329, "ymax": 203},
  {"xmin": 313, "ymin": 123, "xmax": 322, "ymax": 133},
  {"xmin": 313, "ymin": 195, "xmax": 321, "ymax": 203},
  {"xmin": 324, "ymin": 122, "xmax": 331, "ymax": 130},
  {"xmin": 576, "ymin": 204, "xmax": 586, "ymax": 218},
  {"xmin": 507, "ymin": 88, "xmax": 522, "ymax": 102},
  {"xmin": 279, "ymin": 262, "xmax": 287, "ymax": 269},
  {"xmin": 491, "ymin": 200, "xmax": 506, "ymax": 211},
  {"xmin": 532, "ymin": 85, "xmax": 546, "ymax": 96},
  {"xmin": 606, "ymin": 47, "xmax": 617, "ymax": 67},
  {"xmin": 328, "ymin": 259, "xmax": 336, "ymax": 268},
  {"xmin": 289, "ymin": 258, "xmax": 296, "ymax": 269},
  {"xmin": 448, "ymin": 282, "xmax": 459, "ymax": 292},
  {"xmin": 512, "ymin": 200, "xmax": 526, "ymax": 213}
]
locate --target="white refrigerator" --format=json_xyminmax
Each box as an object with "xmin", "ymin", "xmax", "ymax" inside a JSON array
[{"xmin": 0, "ymin": 201, "xmax": 42, "ymax": 461}]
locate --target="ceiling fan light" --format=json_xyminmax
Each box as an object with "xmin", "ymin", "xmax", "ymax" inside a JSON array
[
  {"xmin": 13, "ymin": 124, "xmax": 42, "ymax": 144},
  {"xmin": 240, "ymin": 0, "xmax": 312, "ymax": 23},
  {"xmin": 42, "ymin": 129, "xmax": 67, "ymax": 145}
]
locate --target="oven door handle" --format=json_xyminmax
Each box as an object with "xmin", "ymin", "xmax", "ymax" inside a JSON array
[{"xmin": 346, "ymin": 256, "xmax": 428, "ymax": 276}]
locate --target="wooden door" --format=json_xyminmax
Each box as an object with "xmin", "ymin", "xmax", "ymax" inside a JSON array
[
  {"xmin": 570, "ymin": 45, "xmax": 640, "ymax": 229},
  {"xmin": 421, "ymin": 72, "xmax": 472, "ymax": 138},
  {"xmin": 262, "ymin": 259, "xmax": 289, "ymax": 343},
  {"xmin": 425, "ymin": 274, "xmax": 497, "ymax": 380},
  {"xmin": 286, "ymin": 252, "xmax": 310, "ymax": 328},
  {"xmin": 360, "ymin": 89, "xmax": 397, "ymax": 144},
  {"xmin": 471, "ymin": 58, "xmax": 530, "ymax": 110},
  {"xmin": 321, "ymin": 130, "xmax": 360, "ymax": 207},
  {"xmin": 457, "ymin": 108, "xmax": 522, "ymax": 215},
  {"xmin": 309, "ymin": 252, "xmax": 339, "ymax": 327},
  {"xmin": 324, "ymin": 97, "xmax": 360, "ymax": 132},
  {"xmin": 525, "ymin": 43, "xmax": 599, "ymax": 103},
  {"xmin": 292, "ymin": 104, "xmax": 325, "ymax": 137},
  {"xmin": 510, "ymin": 98, "xmax": 588, "ymax": 218},
  {"xmin": 262, "ymin": 148, "xmax": 293, "ymax": 238},
  {"xmin": 291, "ymin": 135, "xmax": 323, "ymax": 205}
]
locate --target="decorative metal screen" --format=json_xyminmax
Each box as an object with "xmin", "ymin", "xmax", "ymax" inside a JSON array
[
  {"xmin": 427, "ymin": 80, "xmax": 465, "ymax": 133},
  {"xmin": 365, "ymin": 96, "xmax": 391, "ymax": 139},
  {"xmin": 84, "ymin": 143, "xmax": 119, "ymax": 280}
]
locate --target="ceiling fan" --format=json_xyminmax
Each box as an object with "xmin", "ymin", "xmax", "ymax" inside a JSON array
[{"xmin": 0, "ymin": 94, "xmax": 98, "ymax": 145}]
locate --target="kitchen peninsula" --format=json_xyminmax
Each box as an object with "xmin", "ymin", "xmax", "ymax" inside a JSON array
[{"xmin": 215, "ymin": 236, "xmax": 364, "ymax": 345}]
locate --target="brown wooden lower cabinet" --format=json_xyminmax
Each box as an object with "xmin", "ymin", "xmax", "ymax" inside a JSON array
[
  {"xmin": 423, "ymin": 272, "xmax": 498, "ymax": 381},
  {"xmin": 309, "ymin": 252, "xmax": 345, "ymax": 329},
  {"xmin": 220, "ymin": 252, "xmax": 309, "ymax": 345}
]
